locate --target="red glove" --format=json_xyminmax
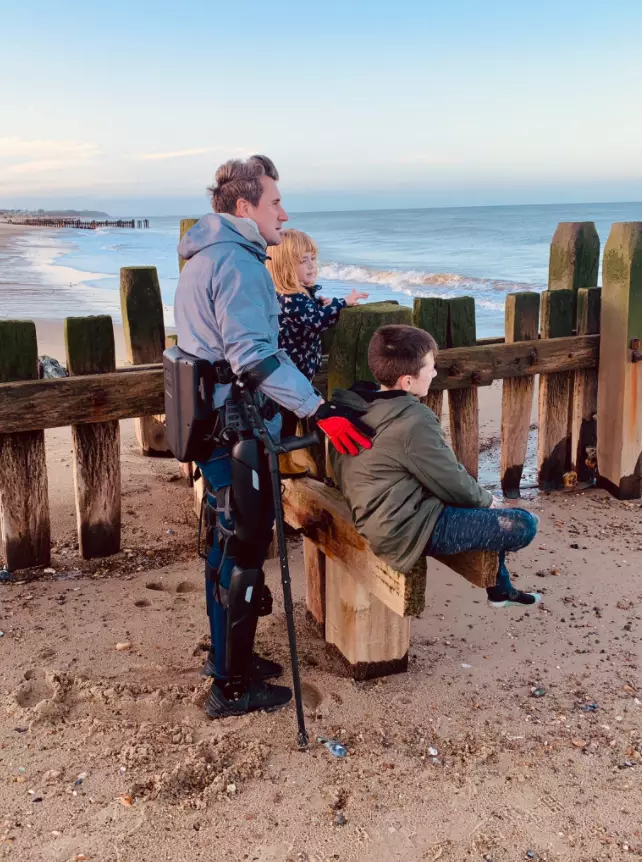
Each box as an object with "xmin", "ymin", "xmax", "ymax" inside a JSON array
[{"xmin": 315, "ymin": 402, "xmax": 374, "ymax": 456}]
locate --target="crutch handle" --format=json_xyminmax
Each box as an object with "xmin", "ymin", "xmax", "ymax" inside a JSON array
[{"xmin": 278, "ymin": 431, "xmax": 320, "ymax": 454}]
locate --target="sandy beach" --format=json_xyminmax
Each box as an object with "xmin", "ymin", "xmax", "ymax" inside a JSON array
[{"xmin": 1, "ymin": 225, "xmax": 642, "ymax": 862}]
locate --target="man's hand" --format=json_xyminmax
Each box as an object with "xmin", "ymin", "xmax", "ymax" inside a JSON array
[{"xmin": 315, "ymin": 401, "xmax": 374, "ymax": 456}]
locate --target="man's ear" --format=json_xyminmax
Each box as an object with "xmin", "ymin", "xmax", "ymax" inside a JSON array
[{"xmin": 235, "ymin": 198, "xmax": 251, "ymax": 219}]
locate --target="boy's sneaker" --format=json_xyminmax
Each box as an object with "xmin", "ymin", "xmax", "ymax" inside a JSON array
[
  {"xmin": 205, "ymin": 678, "xmax": 292, "ymax": 718},
  {"xmin": 200, "ymin": 650, "xmax": 283, "ymax": 681},
  {"xmin": 486, "ymin": 586, "xmax": 542, "ymax": 609}
]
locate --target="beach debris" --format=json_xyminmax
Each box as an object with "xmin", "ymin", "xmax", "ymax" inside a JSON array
[
  {"xmin": 334, "ymin": 811, "xmax": 346, "ymax": 826},
  {"xmin": 0, "ymin": 568, "xmax": 13, "ymax": 583},
  {"xmin": 118, "ymin": 794, "xmax": 134, "ymax": 807},
  {"xmin": 579, "ymin": 703, "xmax": 599, "ymax": 712},
  {"xmin": 571, "ymin": 739, "xmax": 587, "ymax": 749},
  {"xmin": 38, "ymin": 355, "xmax": 68, "ymax": 379},
  {"xmin": 562, "ymin": 471, "xmax": 577, "ymax": 488},
  {"xmin": 427, "ymin": 746, "xmax": 439, "ymax": 757},
  {"xmin": 115, "ymin": 642, "xmax": 132, "ymax": 652},
  {"xmin": 461, "ymin": 663, "xmax": 472, "ymax": 669},
  {"xmin": 226, "ymin": 783, "xmax": 237, "ymax": 796},
  {"xmin": 317, "ymin": 736, "xmax": 348, "ymax": 758},
  {"xmin": 531, "ymin": 687, "xmax": 546, "ymax": 698},
  {"xmin": 526, "ymin": 852, "xmax": 537, "ymax": 860}
]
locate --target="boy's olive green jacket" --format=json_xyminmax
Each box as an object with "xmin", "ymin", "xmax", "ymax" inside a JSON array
[{"xmin": 329, "ymin": 384, "xmax": 492, "ymax": 573}]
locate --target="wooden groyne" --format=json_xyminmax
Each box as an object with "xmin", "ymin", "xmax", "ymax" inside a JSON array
[
  {"xmin": 1, "ymin": 220, "xmax": 641, "ymax": 576},
  {"xmin": 6, "ymin": 218, "xmax": 149, "ymax": 229}
]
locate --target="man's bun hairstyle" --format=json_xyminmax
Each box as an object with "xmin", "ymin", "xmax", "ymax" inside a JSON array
[{"xmin": 208, "ymin": 155, "xmax": 279, "ymax": 214}]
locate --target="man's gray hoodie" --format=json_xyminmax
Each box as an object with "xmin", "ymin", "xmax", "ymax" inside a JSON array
[{"xmin": 175, "ymin": 213, "xmax": 322, "ymax": 418}]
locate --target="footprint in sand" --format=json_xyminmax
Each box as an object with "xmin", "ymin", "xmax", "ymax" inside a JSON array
[{"xmin": 14, "ymin": 668, "xmax": 56, "ymax": 709}]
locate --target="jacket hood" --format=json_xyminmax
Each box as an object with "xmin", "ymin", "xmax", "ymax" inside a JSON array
[
  {"xmin": 331, "ymin": 382, "xmax": 419, "ymax": 431},
  {"xmin": 177, "ymin": 213, "xmax": 267, "ymax": 262}
]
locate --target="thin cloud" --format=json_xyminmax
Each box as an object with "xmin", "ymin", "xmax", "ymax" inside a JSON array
[
  {"xmin": 7, "ymin": 159, "xmax": 79, "ymax": 175},
  {"xmin": 137, "ymin": 146, "xmax": 251, "ymax": 161},
  {"xmin": 0, "ymin": 137, "xmax": 99, "ymax": 158}
]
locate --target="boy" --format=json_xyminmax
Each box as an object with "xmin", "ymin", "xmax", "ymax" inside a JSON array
[{"xmin": 329, "ymin": 324, "xmax": 541, "ymax": 608}]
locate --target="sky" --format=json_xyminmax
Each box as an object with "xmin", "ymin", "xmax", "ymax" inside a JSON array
[{"xmin": 1, "ymin": 0, "xmax": 641, "ymax": 214}]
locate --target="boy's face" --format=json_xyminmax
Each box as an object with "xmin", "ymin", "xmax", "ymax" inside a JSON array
[{"xmin": 399, "ymin": 351, "xmax": 437, "ymax": 397}]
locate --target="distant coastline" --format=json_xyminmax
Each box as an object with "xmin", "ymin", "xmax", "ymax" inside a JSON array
[{"xmin": 1, "ymin": 209, "xmax": 110, "ymax": 219}]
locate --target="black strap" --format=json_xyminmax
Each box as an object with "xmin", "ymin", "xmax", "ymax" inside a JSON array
[{"xmin": 241, "ymin": 355, "xmax": 280, "ymax": 391}]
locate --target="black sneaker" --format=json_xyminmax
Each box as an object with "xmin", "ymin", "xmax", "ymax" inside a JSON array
[
  {"xmin": 487, "ymin": 586, "xmax": 542, "ymax": 609},
  {"xmin": 200, "ymin": 650, "xmax": 283, "ymax": 681},
  {"xmin": 205, "ymin": 679, "xmax": 292, "ymax": 718}
]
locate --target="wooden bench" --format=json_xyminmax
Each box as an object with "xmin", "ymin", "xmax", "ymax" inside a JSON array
[{"xmin": 282, "ymin": 477, "xmax": 499, "ymax": 680}]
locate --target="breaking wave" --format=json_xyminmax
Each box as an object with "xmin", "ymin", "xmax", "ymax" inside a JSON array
[{"xmin": 317, "ymin": 261, "xmax": 540, "ymax": 294}]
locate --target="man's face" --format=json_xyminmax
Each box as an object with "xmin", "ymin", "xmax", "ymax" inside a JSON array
[
  {"xmin": 239, "ymin": 176, "xmax": 288, "ymax": 246},
  {"xmin": 404, "ymin": 351, "xmax": 437, "ymax": 398}
]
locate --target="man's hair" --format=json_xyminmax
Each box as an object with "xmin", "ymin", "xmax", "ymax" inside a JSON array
[
  {"xmin": 266, "ymin": 229, "xmax": 318, "ymax": 296},
  {"xmin": 208, "ymin": 155, "xmax": 279, "ymax": 214},
  {"xmin": 368, "ymin": 324, "xmax": 438, "ymax": 387}
]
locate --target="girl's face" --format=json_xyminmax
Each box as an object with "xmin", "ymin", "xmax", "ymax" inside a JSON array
[{"xmin": 296, "ymin": 251, "xmax": 317, "ymax": 288}]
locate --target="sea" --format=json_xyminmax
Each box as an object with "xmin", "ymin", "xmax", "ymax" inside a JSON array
[{"xmin": 2, "ymin": 201, "xmax": 641, "ymax": 337}]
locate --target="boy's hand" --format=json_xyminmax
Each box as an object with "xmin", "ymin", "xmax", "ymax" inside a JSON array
[{"xmin": 315, "ymin": 401, "xmax": 374, "ymax": 456}]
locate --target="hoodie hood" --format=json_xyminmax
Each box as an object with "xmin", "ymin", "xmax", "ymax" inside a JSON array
[
  {"xmin": 331, "ymin": 382, "xmax": 419, "ymax": 433},
  {"xmin": 178, "ymin": 213, "xmax": 267, "ymax": 262}
]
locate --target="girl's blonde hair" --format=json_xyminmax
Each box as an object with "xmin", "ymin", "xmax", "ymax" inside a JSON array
[{"xmin": 267, "ymin": 229, "xmax": 318, "ymax": 296}]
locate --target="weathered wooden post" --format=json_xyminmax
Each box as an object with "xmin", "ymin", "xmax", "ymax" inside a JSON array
[
  {"xmin": 65, "ymin": 316, "xmax": 121, "ymax": 558},
  {"xmin": 500, "ymin": 292, "xmax": 540, "ymax": 497},
  {"xmin": 179, "ymin": 218, "xmax": 198, "ymax": 272},
  {"xmin": 537, "ymin": 223, "xmax": 600, "ymax": 490},
  {"xmin": 0, "ymin": 321, "xmax": 51, "ymax": 569},
  {"xmin": 327, "ymin": 301, "xmax": 412, "ymax": 395},
  {"xmin": 571, "ymin": 287, "xmax": 601, "ymax": 482},
  {"xmin": 446, "ymin": 297, "xmax": 479, "ymax": 478},
  {"xmin": 548, "ymin": 222, "xmax": 600, "ymax": 315},
  {"xmin": 597, "ymin": 223, "xmax": 642, "ymax": 498},
  {"xmin": 537, "ymin": 290, "xmax": 574, "ymax": 489},
  {"xmin": 413, "ymin": 297, "xmax": 448, "ymax": 419},
  {"xmin": 120, "ymin": 266, "xmax": 171, "ymax": 456}
]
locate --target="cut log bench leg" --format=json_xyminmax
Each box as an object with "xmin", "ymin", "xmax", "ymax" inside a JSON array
[
  {"xmin": 283, "ymin": 477, "xmax": 498, "ymax": 680},
  {"xmin": 325, "ymin": 557, "xmax": 411, "ymax": 680}
]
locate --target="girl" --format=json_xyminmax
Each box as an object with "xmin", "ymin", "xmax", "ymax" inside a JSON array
[{"xmin": 267, "ymin": 229, "xmax": 368, "ymax": 382}]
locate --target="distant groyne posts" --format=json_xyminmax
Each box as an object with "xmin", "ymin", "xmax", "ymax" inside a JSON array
[{"xmin": 6, "ymin": 218, "xmax": 150, "ymax": 229}]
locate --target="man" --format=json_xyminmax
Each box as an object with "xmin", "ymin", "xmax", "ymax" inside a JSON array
[{"xmin": 174, "ymin": 155, "xmax": 370, "ymax": 718}]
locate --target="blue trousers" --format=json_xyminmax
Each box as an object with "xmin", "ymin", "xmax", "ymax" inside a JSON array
[
  {"xmin": 426, "ymin": 506, "xmax": 538, "ymax": 590},
  {"xmin": 197, "ymin": 447, "xmax": 273, "ymax": 680}
]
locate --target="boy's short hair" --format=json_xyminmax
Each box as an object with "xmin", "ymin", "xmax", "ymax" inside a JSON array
[
  {"xmin": 208, "ymin": 155, "xmax": 279, "ymax": 214},
  {"xmin": 368, "ymin": 324, "xmax": 438, "ymax": 387}
]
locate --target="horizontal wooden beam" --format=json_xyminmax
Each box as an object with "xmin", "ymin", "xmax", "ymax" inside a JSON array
[
  {"xmin": 282, "ymin": 477, "xmax": 427, "ymax": 617},
  {"xmin": 0, "ymin": 365, "xmax": 164, "ymax": 434},
  {"xmin": 431, "ymin": 333, "xmax": 599, "ymax": 390},
  {"xmin": 0, "ymin": 335, "xmax": 599, "ymax": 434}
]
